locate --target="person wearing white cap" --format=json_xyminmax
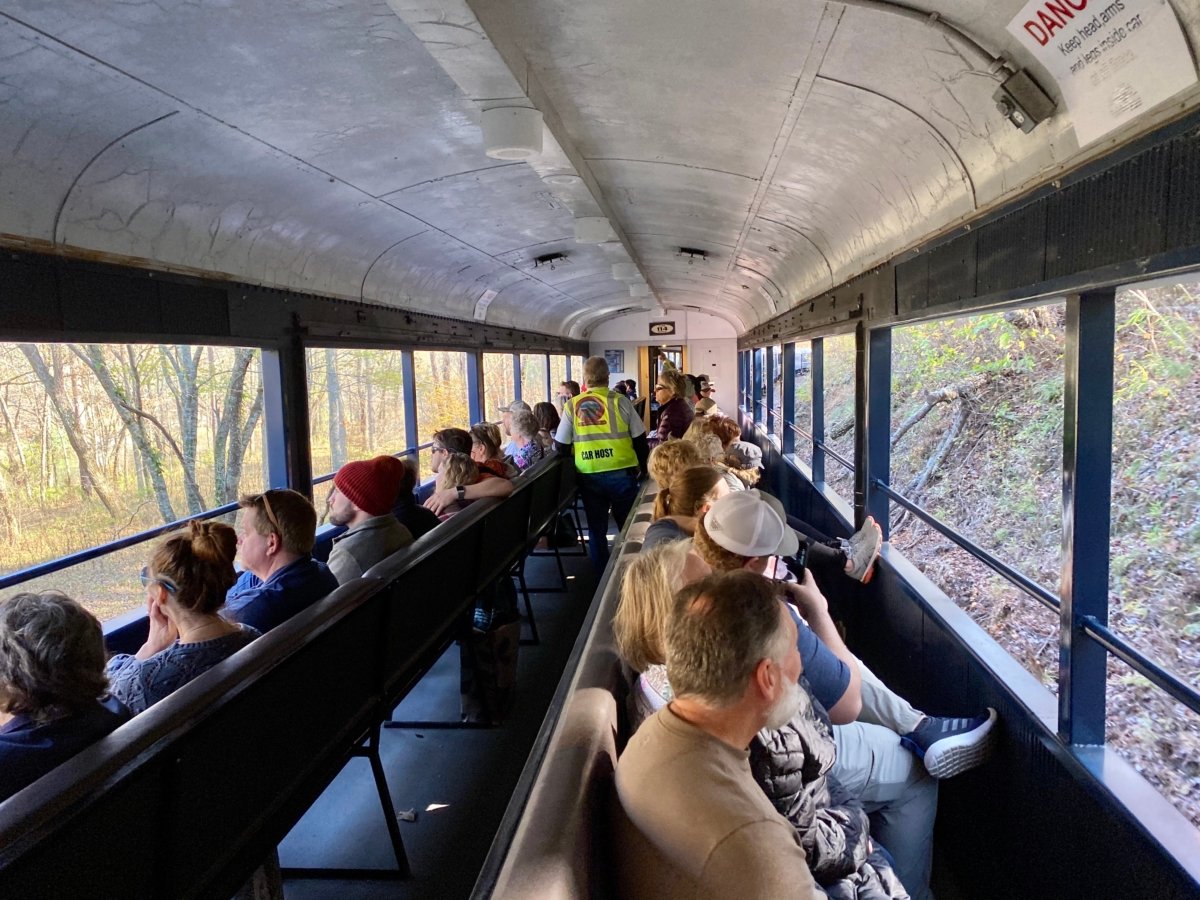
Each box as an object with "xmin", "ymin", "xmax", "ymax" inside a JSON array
[{"xmin": 695, "ymin": 491, "xmax": 998, "ymax": 900}]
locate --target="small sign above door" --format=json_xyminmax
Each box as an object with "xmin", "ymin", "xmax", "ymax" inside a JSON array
[{"xmin": 649, "ymin": 320, "xmax": 676, "ymax": 336}]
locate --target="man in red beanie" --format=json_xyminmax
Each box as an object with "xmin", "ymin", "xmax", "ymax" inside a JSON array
[{"xmin": 326, "ymin": 455, "xmax": 414, "ymax": 583}]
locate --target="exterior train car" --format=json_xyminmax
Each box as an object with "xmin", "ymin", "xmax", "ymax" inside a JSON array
[{"xmin": 1, "ymin": 0, "xmax": 1199, "ymax": 897}]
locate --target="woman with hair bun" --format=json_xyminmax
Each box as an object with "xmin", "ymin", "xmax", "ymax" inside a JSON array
[{"xmin": 107, "ymin": 520, "xmax": 258, "ymax": 714}]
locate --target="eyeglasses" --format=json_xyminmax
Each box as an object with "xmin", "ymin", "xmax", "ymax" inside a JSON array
[
  {"xmin": 259, "ymin": 491, "xmax": 282, "ymax": 535},
  {"xmin": 431, "ymin": 444, "xmax": 447, "ymax": 454},
  {"xmin": 139, "ymin": 565, "xmax": 178, "ymax": 594},
  {"xmin": 654, "ymin": 384, "xmax": 669, "ymax": 391}
]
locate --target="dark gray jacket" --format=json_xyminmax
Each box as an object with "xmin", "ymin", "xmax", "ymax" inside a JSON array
[{"xmin": 749, "ymin": 679, "xmax": 909, "ymax": 899}]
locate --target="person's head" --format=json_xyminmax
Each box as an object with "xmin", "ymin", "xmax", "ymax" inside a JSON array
[
  {"xmin": 684, "ymin": 374, "xmax": 699, "ymax": 403},
  {"xmin": 469, "ymin": 423, "xmax": 502, "ymax": 463},
  {"xmin": 655, "ymin": 368, "xmax": 687, "ymax": 402},
  {"xmin": 725, "ymin": 440, "xmax": 764, "ymax": 472},
  {"xmin": 668, "ymin": 571, "xmax": 801, "ymax": 728},
  {"xmin": 692, "ymin": 434, "xmax": 725, "ymax": 466},
  {"xmin": 431, "ymin": 428, "xmax": 472, "ymax": 473},
  {"xmin": 696, "ymin": 374, "xmax": 710, "ymax": 395},
  {"xmin": 705, "ymin": 416, "xmax": 741, "ymax": 449},
  {"xmin": 0, "ymin": 592, "xmax": 108, "ymax": 724},
  {"xmin": 150, "ymin": 519, "xmax": 239, "ymax": 616},
  {"xmin": 437, "ymin": 451, "xmax": 478, "ymax": 491},
  {"xmin": 694, "ymin": 397, "xmax": 718, "ymax": 417},
  {"xmin": 237, "ymin": 489, "xmax": 317, "ymax": 578},
  {"xmin": 693, "ymin": 491, "xmax": 798, "ymax": 575},
  {"xmin": 558, "ymin": 380, "xmax": 581, "ymax": 404},
  {"xmin": 533, "ymin": 401, "xmax": 560, "ymax": 435},
  {"xmin": 396, "ymin": 458, "xmax": 419, "ymax": 506},
  {"xmin": 614, "ymin": 540, "xmax": 693, "ymax": 671},
  {"xmin": 510, "ymin": 409, "xmax": 540, "ymax": 444},
  {"xmin": 329, "ymin": 455, "xmax": 405, "ymax": 526},
  {"xmin": 613, "ymin": 381, "xmax": 628, "ymax": 396},
  {"xmin": 647, "ymin": 439, "xmax": 703, "ymax": 489},
  {"xmin": 654, "ymin": 465, "xmax": 729, "ymax": 522},
  {"xmin": 583, "ymin": 356, "xmax": 609, "ymax": 388},
  {"xmin": 496, "ymin": 400, "xmax": 531, "ymax": 436}
]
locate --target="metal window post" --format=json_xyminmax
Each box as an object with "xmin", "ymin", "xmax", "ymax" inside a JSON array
[
  {"xmin": 565, "ymin": 355, "xmax": 572, "ymax": 382},
  {"xmin": 260, "ymin": 338, "xmax": 312, "ymax": 498},
  {"xmin": 858, "ymin": 325, "xmax": 892, "ymax": 537},
  {"xmin": 781, "ymin": 342, "xmax": 796, "ymax": 456},
  {"xmin": 750, "ymin": 349, "xmax": 759, "ymax": 425},
  {"xmin": 401, "ymin": 350, "xmax": 418, "ymax": 462},
  {"xmin": 512, "ymin": 353, "xmax": 522, "ymax": 403},
  {"xmin": 543, "ymin": 352, "xmax": 552, "ymax": 402},
  {"xmin": 467, "ymin": 351, "xmax": 483, "ymax": 425},
  {"xmin": 1060, "ymin": 289, "xmax": 1115, "ymax": 745},
  {"xmin": 811, "ymin": 338, "xmax": 825, "ymax": 484},
  {"xmin": 765, "ymin": 345, "xmax": 777, "ymax": 436}
]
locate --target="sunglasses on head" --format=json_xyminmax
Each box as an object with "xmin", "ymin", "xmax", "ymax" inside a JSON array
[{"xmin": 139, "ymin": 565, "xmax": 178, "ymax": 594}]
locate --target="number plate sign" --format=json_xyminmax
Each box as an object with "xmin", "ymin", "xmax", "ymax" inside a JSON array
[{"xmin": 649, "ymin": 321, "xmax": 676, "ymax": 336}]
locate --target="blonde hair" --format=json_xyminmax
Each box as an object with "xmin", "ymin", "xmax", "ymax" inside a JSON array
[
  {"xmin": 614, "ymin": 540, "xmax": 693, "ymax": 672},
  {"xmin": 654, "ymin": 465, "xmax": 725, "ymax": 522},
  {"xmin": 648, "ymin": 439, "xmax": 703, "ymax": 486},
  {"xmin": 692, "ymin": 514, "xmax": 753, "ymax": 573},
  {"xmin": 438, "ymin": 451, "xmax": 478, "ymax": 490},
  {"xmin": 680, "ymin": 419, "xmax": 708, "ymax": 444},
  {"xmin": 150, "ymin": 520, "xmax": 238, "ymax": 615}
]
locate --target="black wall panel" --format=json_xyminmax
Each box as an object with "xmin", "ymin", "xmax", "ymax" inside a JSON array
[{"xmin": 976, "ymin": 200, "xmax": 1046, "ymax": 297}]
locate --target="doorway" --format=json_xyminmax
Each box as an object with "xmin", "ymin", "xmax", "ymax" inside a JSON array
[{"xmin": 638, "ymin": 344, "xmax": 687, "ymax": 430}]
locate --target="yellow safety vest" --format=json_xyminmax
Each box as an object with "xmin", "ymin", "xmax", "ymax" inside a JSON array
[{"xmin": 567, "ymin": 387, "xmax": 639, "ymax": 474}]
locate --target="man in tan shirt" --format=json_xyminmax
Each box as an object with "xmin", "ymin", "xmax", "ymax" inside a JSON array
[{"xmin": 614, "ymin": 570, "xmax": 819, "ymax": 900}]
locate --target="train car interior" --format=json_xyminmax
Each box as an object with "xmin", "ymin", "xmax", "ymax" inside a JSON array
[{"xmin": 0, "ymin": 0, "xmax": 1198, "ymax": 897}]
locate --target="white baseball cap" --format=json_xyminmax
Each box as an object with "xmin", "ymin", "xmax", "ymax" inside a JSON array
[{"xmin": 704, "ymin": 490, "xmax": 799, "ymax": 558}]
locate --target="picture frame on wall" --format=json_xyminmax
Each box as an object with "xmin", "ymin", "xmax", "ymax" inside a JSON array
[{"xmin": 604, "ymin": 349, "xmax": 624, "ymax": 372}]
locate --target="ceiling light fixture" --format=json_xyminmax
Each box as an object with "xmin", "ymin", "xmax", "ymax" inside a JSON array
[
  {"xmin": 481, "ymin": 107, "xmax": 543, "ymax": 160},
  {"xmin": 678, "ymin": 247, "xmax": 709, "ymax": 265}
]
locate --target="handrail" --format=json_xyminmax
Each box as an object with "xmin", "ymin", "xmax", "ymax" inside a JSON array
[
  {"xmin": 0, "ymin": 500, "xmax": 242, "ymax": 592},
  {"xmin": 0, "ymin": 443, "xmax": 434, "ymax": 594},
  {"xmin": 787, "ymin": 421, "xmax": 855, "ymax": 474},
  {"xmin": 312, "ymin": 442, "xmax": 432, "ymax": 486},
  {"xmin": 1081, "ymin": 616, "xmax": 1200, "ymax": 717},
  {"xmin": 871, "ymin": 478, "xmax": 1061, "ymax": 613}
]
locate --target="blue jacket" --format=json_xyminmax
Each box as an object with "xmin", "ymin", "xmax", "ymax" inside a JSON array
[
  {"xmin": 0, "ymin": 696, "xmax": 130, "ymax": 803},
  {"xmin": 224, "ymin": 556, "xmax": 339, "ymax": 633}
]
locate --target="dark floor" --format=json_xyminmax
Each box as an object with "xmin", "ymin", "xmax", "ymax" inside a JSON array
[{"xmin": 279, "ymin": 546, "xmax": 599, "ymax": 900}]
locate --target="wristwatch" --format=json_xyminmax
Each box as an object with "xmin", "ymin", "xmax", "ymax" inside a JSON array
[{"xmin": 456, "ymin": 485, "xmax": 467, "ymax": 501}]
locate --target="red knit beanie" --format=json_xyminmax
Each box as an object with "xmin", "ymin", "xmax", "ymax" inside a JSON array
[{"xmin": 334, "ymin": 456, "xmax": 405, "ymax": 516}]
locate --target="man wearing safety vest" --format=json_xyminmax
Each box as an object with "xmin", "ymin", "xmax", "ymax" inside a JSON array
[{"xmin": 554, "ymin": 356, "xmax": 649, "ymax": 571}]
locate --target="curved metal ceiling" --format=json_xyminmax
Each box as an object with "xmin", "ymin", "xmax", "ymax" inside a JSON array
[{"xmin": 0, "ymin": 0, "xmax": 1197, "ymax": 338}]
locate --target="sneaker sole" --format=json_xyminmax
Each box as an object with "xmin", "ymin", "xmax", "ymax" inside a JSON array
[{"xmin": 921, "ymin": 709, "xmax": 998, "ymax": 778}]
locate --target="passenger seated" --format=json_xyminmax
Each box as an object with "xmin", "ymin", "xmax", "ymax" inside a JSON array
[
  {"xmin": 424, "ymin": 427, "xmax": 515, "ymax": 515},
  {"xmin": 508, "ymin": 409, "xmax": 546, "ymax": 471},
  {"xmin": 615, "ymin": 545, "xmax": 908, "ymax": 898},
  {"xmin": 325, "ymin": 455, "xmax": 414, "ymax": 583},
  {"xmin": 694, "ymin": 491, "xmax": 999, "ymax": 899},
  {"xmin": 224, "ymin": 490, "xmax": 338, "ymax": 633},
  {"xmin": 532, "ymin": 401, "xmax": 560, "ymax": 448},
  {"xmin": 434, "ymin": 452, "xmax": 478, "ymax": 521},
  {"xmin": 614, "ymin": 569, "xmax": 818, "ymax": 900},
  {"xmin": 470, "ymin": 422, "xmax": 519, "ymax": 478},
  {"xmin": 393, "ymin": 458, "xmax": 439, "ymax": 540},
  {"xmin": 108, "ymin": 521, "xmax": 258, "ymax": 714},
  {"xmin": 496, "ymin": 399, "xmax": 531, "ymax": 457},
  {"xmin": 650, "ymin": 465, "xmax": 882, "ymax": 586},
  {"xmin": 645, "ymin": 439, "xmax": 704, "ymax": 491},
  {"xmin": 0, "ymin": 591, "xmax": 130, "ymax": 804}
]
